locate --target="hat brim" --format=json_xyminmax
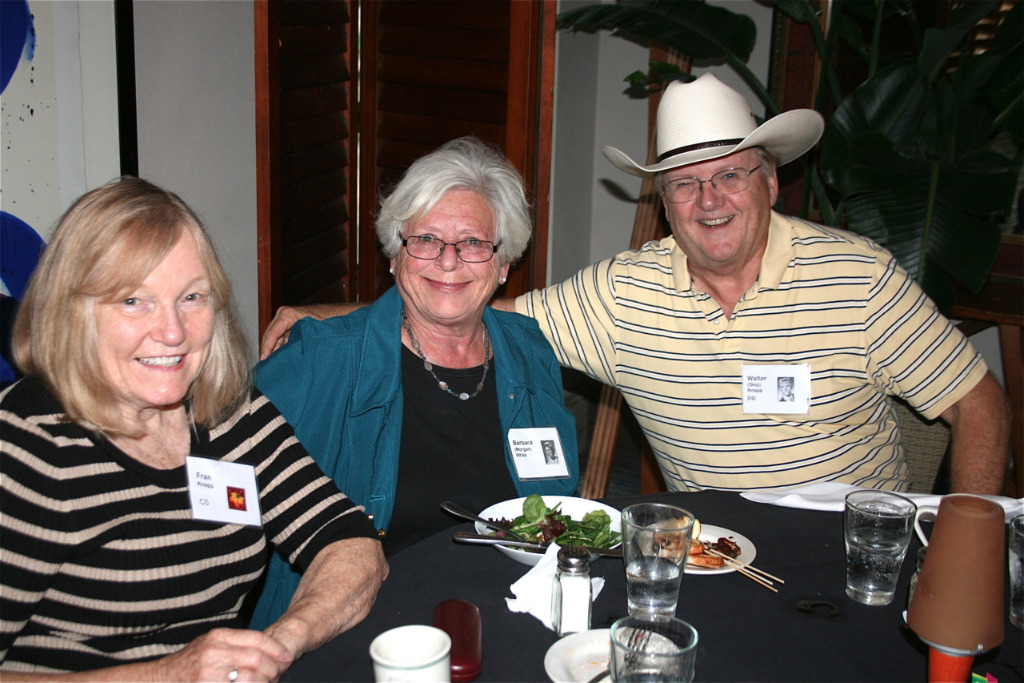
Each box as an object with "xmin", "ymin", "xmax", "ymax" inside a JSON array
[{"xmin": 603, "ymin": 109, "xmax": 824, "ymax": 178}]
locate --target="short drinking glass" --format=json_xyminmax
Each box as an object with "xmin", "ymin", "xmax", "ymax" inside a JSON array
[
  {"xmin": 610, "ymin": 614, "xmax": 698, "ymax": 683},
  {"xmin": 621, "ymin": 503, "xmax": 694, "ymax": 616},
  {"xmin": 1010, "ymin": 514, "xmax": 1024, "ymax": 629},
  {"xmin": 844, "ymin": 490, "xmax": 917, "ymax": 606}
]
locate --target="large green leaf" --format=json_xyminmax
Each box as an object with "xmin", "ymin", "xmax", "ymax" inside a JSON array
[
  {"xmin": 917, "ymin": 0, "xmax": 999, "ymax": 78},
  {"xmin": 819, "ymin": 63, "xmax": 928, "ymax": 190},
  {"xmin": 919, "ymin": 74, "xmax": 1009, "ymax": 161},
  {"xmin": 556, "ymin": 0, "xmax": 756, "ymax": 63},
  {"xmin": 843, "ymin": 133, "xmax": 1015, "ymax": 310}
]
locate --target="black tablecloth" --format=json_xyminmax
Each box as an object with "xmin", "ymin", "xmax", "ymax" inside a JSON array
[{"xmin": 282, "ymin": 491, "xmax": 1023, "ymax": 682}]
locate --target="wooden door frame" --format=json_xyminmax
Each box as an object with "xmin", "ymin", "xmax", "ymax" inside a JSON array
[
  {"xmin": 254, "ymin": 0, "xmax": 280, "ymax": 334},
  {"xmin": 505, "ymin": 0, "xmax": 556, "ymax": 294}
]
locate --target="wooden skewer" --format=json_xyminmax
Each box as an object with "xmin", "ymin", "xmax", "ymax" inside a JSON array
[
  {"xmin": 704, "ymin": 547, "xmax": 786, "ymax": 585},
  {"xmin": 712, "ymin": 557, "xmax": 774, "ymax": 593},
  {"xmin": 733, "ymin": 565, "xmax": 778, "ymax": 592},
  {"xmin": 689, "ymin": 553, "xmax": 777, "ymax": 592},
  {"xmin": 686, "ymin": 554, "xmax": 777, "ymax": 592}
]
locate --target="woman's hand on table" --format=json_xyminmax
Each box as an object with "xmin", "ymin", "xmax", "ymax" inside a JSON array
[
  {"xmin": 152, "ymin": 627, "xmax": 294, "ymax": 682},
  {"xmin": 0, "ymin": 628, "xmax": 294, "ymax": 683}
]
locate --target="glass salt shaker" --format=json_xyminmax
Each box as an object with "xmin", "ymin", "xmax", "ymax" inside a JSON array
[{"xmin": 551, "ymin": 545, "xmax": 593, "ymax": 636}]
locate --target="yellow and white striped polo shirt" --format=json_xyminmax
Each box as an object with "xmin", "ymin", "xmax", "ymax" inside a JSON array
[{"xmin": 517, "ymin": 212, "xmax": 986, "ymax": 492}]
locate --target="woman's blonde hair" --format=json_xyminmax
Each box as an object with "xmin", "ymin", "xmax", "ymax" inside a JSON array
[{"xmin": 12, "ymin": 176, "xmax": 250, "ymax": 436}]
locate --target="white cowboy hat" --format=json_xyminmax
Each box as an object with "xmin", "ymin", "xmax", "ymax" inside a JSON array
[{"xmin": 603, "ymin": 73, "xmax": 825, "ymax": 178}]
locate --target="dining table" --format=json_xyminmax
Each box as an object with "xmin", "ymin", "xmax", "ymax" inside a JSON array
[{"xmin": 282, "ymin": 490, "xmax": 1023, "ymax": 682}]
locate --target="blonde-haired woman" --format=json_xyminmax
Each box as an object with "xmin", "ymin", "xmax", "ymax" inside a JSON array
[{"xmin": 1, "ymin": 177, "xmax": 387, "ymax": 681}]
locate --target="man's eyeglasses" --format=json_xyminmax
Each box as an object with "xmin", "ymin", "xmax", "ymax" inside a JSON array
[
  {"xmin": 402, "ymin": 235, "xmax": 501, "ymax": 263},
  {"xmin": 661, "ymin": 165, "xmax": 763, "ymax": 203}
]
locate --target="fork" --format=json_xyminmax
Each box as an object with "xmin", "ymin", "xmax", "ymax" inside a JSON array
[
  {"xmin": 589, "ymin": 623, "xmax": 653, "ymax": 682},
  {"xmin": 623, "ymin": 624, "xmax": 653, "ymax": 668},
  {"xmin": 440, "ymin": 501, "xmax": 529, "ymax": 541}
]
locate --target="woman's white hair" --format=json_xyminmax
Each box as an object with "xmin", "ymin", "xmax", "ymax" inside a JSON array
[{"xmin": 375, "ymin": 137, "xmax": 532, "ymax": 265}]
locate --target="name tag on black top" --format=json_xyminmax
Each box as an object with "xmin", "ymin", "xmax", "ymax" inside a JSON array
[
  {"xmin": 186, "ymin": 455, "xmax": 263, "ymax": 526},
  {"xmin": 507, "ymin": 427, "xmax": 570, "ymax": 480}
]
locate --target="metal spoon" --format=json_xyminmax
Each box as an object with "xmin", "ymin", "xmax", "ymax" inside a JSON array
[{"xmin": 440, "ymin": 500, "xmax": 529, "ymax": 541}]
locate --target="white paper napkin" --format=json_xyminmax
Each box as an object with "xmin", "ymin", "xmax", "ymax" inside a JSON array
[
  {"xmin": 741, "ymin": 482, "xmax": 1023, "ymax": 521},
  {"xmin": 505, "ymin": 544, "xmax": 605, "ymax": 630}
]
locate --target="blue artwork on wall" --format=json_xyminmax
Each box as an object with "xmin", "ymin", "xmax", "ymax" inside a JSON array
[
  {"xmin": 1, "ymin": 0, "xmax": 33, "ymax": 93},
  {"xmin": 1, "ymin": 0, "xmax": 41, "ymax": 384}
]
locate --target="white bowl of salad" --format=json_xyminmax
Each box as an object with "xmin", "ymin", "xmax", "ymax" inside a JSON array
[{"xmin": 476, "ymin": 494, "xmax": 622, "ymax": 566}]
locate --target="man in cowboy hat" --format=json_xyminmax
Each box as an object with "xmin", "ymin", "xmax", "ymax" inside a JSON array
[
  {"xmin": 259, "ymin": 74, "xmax": 1010, "ymax": 495},
  {"xmin": 511, "ymin": 73, "xmax": 1009, "ymax": 494}
]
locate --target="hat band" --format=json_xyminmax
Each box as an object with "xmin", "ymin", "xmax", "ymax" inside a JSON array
[{"xmin": 656, "ymin": 138, "xmax": 744, "ymax": 163}]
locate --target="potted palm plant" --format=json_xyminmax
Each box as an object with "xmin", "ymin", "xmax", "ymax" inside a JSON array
[{"xmin": 557, "ymin": 0, "xmax": 1022, "ymax": 313}]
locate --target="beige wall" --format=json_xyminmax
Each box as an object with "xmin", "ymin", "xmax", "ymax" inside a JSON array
[{"xmin": 133, "ymin": 0, "xmax": 258, "ymax": 357}]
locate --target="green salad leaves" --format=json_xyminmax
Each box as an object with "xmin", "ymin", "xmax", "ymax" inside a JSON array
[{"xmin": 492, "ymin": 494, "xmax": 621, "ymax": 548}]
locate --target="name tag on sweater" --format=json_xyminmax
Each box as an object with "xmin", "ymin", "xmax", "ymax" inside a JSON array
[{"xmin": 186, "ymin": 456, "xmax": 263, "ymax": 526}]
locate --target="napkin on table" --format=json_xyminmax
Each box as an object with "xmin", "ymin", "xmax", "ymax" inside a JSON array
[
  {"xmin": 741, "ymin": 482, "xmax": 1023, "ymax": 522},
  {"xmin": 505, "ymin": 544, "xmax": 605, "ymax": 630}
]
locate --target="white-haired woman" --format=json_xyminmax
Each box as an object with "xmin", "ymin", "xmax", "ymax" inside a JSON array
[
  {"xmin": 1, "ymin": 177, "xmax": 387, "ymax": 681},
  {"xmin": 249, "ymin": 137, "xmax": 579, "ymax": 628}
]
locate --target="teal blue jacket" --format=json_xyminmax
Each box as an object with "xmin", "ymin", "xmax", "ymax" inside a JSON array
[{"xmin": 249, "ymin": 287, "xmax": 578, "ymax": 628}]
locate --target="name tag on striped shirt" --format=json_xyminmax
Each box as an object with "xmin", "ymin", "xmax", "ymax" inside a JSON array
[
  {"xmin": 742, "ymin": 364, "xmax": 811, "ymax": 414},
  {"xmin": 186, "ymin": 455, "xmax": 263, "ymax": 527}
]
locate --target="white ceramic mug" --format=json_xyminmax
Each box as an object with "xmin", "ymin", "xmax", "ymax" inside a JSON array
[
  {"xmin": 913, "ymin": 505, "xmax": 939, "ymax": 546},
  {"xmin": 369, "ymin": 624, "xmax": 451, "ymax": 682}
]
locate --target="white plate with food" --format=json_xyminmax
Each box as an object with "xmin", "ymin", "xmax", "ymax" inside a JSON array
[
  {"xmin": 544, "ymin": 628, "xmax": 611, "ymax": 683},
  {"xmin": 684, "ymin": 523, "xmax": 756, "ymax": 575},
  {"xmin": 476, "ymin": 495, "xmax": 622, "ymax": 566}
]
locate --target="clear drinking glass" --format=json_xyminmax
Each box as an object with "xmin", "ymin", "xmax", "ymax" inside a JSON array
[
  {"xmin": 621, "ymin": 503, "xmax": 694, "ymax": 616},
  {"xmin": 1010, "ymin": 514, "xmax": 1024, "ymax": 629},
  {"xmin": 844, "ymin": 490, "xmax": 916, "ymax": 606},
  {"xmin": 609, "ymin": 614, "xmax": 698, "ymax": 683}
]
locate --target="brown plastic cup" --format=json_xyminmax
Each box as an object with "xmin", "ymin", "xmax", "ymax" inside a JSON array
[{"xmin": 907, "ymin": 494, "xmax": 1005, "ymax": 655}]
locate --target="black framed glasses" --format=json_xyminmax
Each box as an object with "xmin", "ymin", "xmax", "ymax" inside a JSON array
[
  {"xmin": 661, "ymin": 165, "xmax": 763, "ymax": 203},
  {"xmin": 402, "ymin": 235, "xmax": 501, "ymax": 263}
]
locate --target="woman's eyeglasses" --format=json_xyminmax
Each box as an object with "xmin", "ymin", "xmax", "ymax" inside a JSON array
[{"xmin": 402, "ymin": 235, "xmax": 501, "ymax": 263}]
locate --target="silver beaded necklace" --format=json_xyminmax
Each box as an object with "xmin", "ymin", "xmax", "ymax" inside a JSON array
[{"xmin": 401, "ymin": 311, "xmax": 491, "ymax": 401}]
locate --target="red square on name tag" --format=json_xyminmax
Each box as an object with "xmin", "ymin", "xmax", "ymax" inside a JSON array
[{"xmin": 227, "ymin": 487, "xmax": 247, "ymax": 511}]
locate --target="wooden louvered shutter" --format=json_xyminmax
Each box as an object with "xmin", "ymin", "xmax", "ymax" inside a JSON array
[
  {"xmin": 354, "ymin": 0, "xmax": 551, "ymax": 302},
  {"xmin": 256, "ymin": 0, "xmax": 358, "ymax": 332},
  {"xmin": 257, "ymin": 0, "xmax": 553, "ymax": 331}
]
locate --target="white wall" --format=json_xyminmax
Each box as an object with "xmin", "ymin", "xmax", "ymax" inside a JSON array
[{"xmin": 133, "ymin": 0, "xmax": 258, "ymax": 356}]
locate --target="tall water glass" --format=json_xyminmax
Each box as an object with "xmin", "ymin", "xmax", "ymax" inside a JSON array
[
  {"xmin": 1010, "ymin": 514, "xmax": 1024, "ymax": 629},
  {"xmin": 844, "ymin": 490, "xmax": 916, "ymax": 605},
  {"xmin": 621, "ymin": 503, "xmax": 694, "ymax": 616}
]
